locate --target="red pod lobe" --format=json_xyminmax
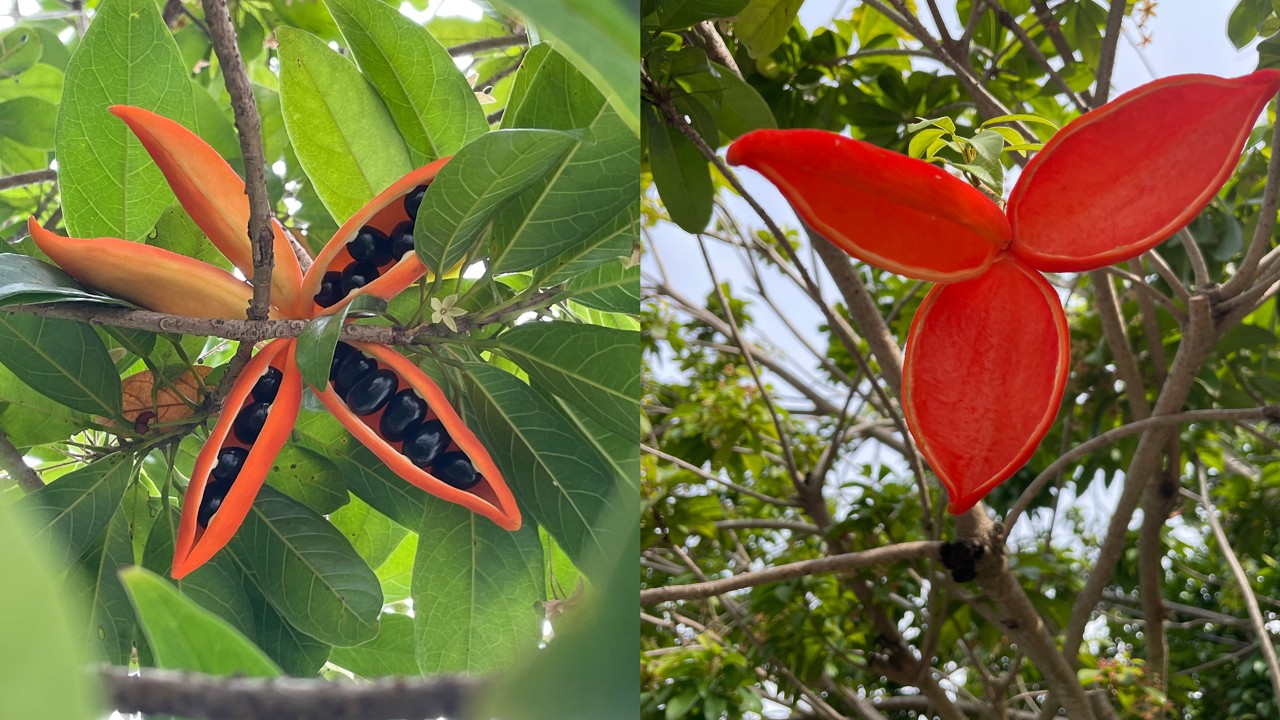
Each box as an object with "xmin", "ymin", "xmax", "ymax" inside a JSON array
[
  {"xmin": 173, "ymin": 339, "xmax": 303, "ymax": 578},
  {"xmin": 902, "ymin": 255, "xmax": 1070, "ymax": 513}
]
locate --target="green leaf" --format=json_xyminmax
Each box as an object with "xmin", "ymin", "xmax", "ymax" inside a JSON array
[
  {"xmin": 73, "ymin": 507, "xmax": 136, "ymax": 664},
  {"xmin": 0, "ymin": 28, "xmax": 42, "ymax": 79},
  {"xmin": 0, "ymin": 253, "xmax": 120, "ymax": 309},
  {"xmin": 330, "ymin": 612, "xmax": 419, "ymax": 677},
  {"xmin": 141, "ymin": 507, "xmax": 257, "ymax": 641},
  {"xmin": 497, "ymin": 321, "xmax": 639, "ymax": 438},
  {"xmin": 0, "ymin": 97, "xmax": 56, "ymax": 148},
  {"xmin": 376, "ymin": 533, "xmax": 416, "ymax": 603},
  {"xmin": 412, "ymin": 494, "xmax": 544, "ymax": 674},
  {"xmin": 0, "ymin": 62, "xmax": 63, "ymax": 103},
  {"xmin": 329, "ymin": 494, "xmax": 408, "ymax": 570},
  {"xmin": 242, "ymin": 575, "xmax": 332, "ymax": 677},
  {"xmin": 296, "ymin": 294, "xmax": 385, "ymax": 391},
  {"xmin": 461, "ymin": 362, "xmax": 627, "ymax": 575},
  {"xmin": 644, "ymin": 104, "xmax": 712, "ymax": 233},
  {"xmin": 564, "ymin": 259, "xmax": 639, "ymax": 314},
  {"xmin": 323, "ymin": 0, "xmax": 487, "ymax": 164},
  {"xmin": 264, "ymin": 444, "xmax": 350, "ymax": 515},
  {"xmin": 491, "ymin": 45, "xmax": 639, "ymax": 276},
  {"xmin": 698, "ymin": 62, "xmax": 777, "ymax": 140},
  {"xmin": 534, "ymin": 200, "xmax": 638, "ymax": 287},
  {"xmin": 0, "ymin": 312, "xmax": 123, "ymax": 416},
  {"xmin": 1230, "ymin": 0, "xmax": 1274, "ymax": 48},
  {"xmin": 414, "ymin": 128, "xmax": 578, "ymax": 274},
  {"xmin": 0, "ymin": 362, "xmax": 89, "ymax": 449},
  {"xmin": 908, "ymin": 127, "xmax": 948, "ymax": 159},
  {"xmin": 121, "ymin": 566, "xmax": 282, "ymax": 676},
  {"xmin": 332, "ymin": 443, "xmax": 426, "ymax": 530},
  {"xmin": 227, "ymin": 485, "xmax": 382, "ymax": 647},
  {"xmin": 277, "ymin": 25, "xmax": 413, "ymax": 223},
  {"xmin": 655, "ymin": 0, "xmax": 750, "ymax": 29},
  {"xmin": 490, "ymin": 0, "xmax": 639, "ymax": 136},
  {"xmin": 17, "ymin": 454, "xmax": 134, "ymax": 568},
  {"xmin": 979, "ymin": 112, "xmax": 1060, "ymax": 131},
  {"xmin": 55, "ymin": 0, "xmax": 196, "ymax": 240},
  {"xmin": 0, "ymin": 498, "xmax": 101, "ymax": 720},
  {"xmin": 735, "ymin": 0, "xmax": 804, "ymax": 57}
]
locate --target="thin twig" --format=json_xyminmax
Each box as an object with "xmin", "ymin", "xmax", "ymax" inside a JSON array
[
  {"xmin": 981, "ymin": 0, "xmax": 1088, "ymax": 112},
  {"xmin": 1091, "ymin": 0, "xmax": 1130, "ymax": 105},
  {"xmin": 447, "ymin": 32, "xmax": 528, "ymax": 57},
  {"xmin": 0, "ymin": 168, "xmax": 57, "ymax": 191},
  {"xmin": 641, "ymin": 541, "xmax": 942, "ymax": 604},
  {"xmin": 99, "ymin": 665, "xmax": 481, "ymax": 720},
  {"xmin": 1194, "ymin": 461, "xmax": 1280, "ymax": 706}
]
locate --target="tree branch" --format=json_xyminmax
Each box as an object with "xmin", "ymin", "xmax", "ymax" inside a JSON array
[
  {"xmin": 641, "ymin": 541, "xmax": 942, "ymax": 604},
  {"xmin": 1090, "ymin": 0, "xmax": 1129, "ymax": 105},
  {"xmin": 0, "ymin": 429, "xmax": 42, "ymax": 493},
  {"xmin": 99, "ymin": 665, "xmax": 481, "ymax": 720},
  {"xmin": 0, "ymin": 168, "xmax": 57, "ymax": 192},
  {"xmin": 447, "ymin": 32, "xmax": 528, "ymax": 57}
]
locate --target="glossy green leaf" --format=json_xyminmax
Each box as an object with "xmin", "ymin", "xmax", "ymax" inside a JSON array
[
  {"xmin": 227, "ymin": 485, "xmax": 382, "ymax": 647},
  {"xmin": 0, "ymin": 499, "xmax": 101, "ymax": 720},
  {"xmin": 265, "ymin": 445, "xmax": 349, "ymax": 515},
  {"xmin": 564, "ymin": 258, "xmax": 639, "ymax": 314},
  {"xmin": 73, "ymin": 507, "xmax": 136, "ymax": 664},
  {"xmin": 0, "ymin": 253, "xmax": 120, "ymax": 309},
  {"xmin": 0, "ymin": 62, "xmax": 63, "ymax": 103},
  {"xmin": 17, "ymin": 454, "xmax": 134, "ymax": 568},
  {"xmin": 375, "ymin": 533, "xmax": 416, "ymax": 603},
  {"xmin": 655, "ymin": 0, "xmax": 750, "ymax": 28},
  {"xmin": 461, "ymin": 362, "xmax": 627, "ymax": 575},
  {"xmin": 535, "ymin": 201, "xmax": 637, "ymax": 287},
  {"xmin": 412, "ymin": 494, "xmax": 544, "ymax": 674},
  {"xmin": 277, "ymin": 25, "xmax": 413, "ymax": 223},
  {"xmin": 330, "ymin": 612, "xmax": 419, "ymax": 677},
  {"xmin": 497, "ymin": 321, "xmax": 639, "ymax": 438},
  {"xmin": 121, "ymin": 566, "xmax": 281, "ymax": 676},
  {"xmin": 491, "ymin": 45, "xmax": 639, "ymax": 276},
  {"xmin": 490, "ymin": 0, "xmax": 639, "ymax": 136},
  {"xmin": 323, "ymin": 0, "xmax": 487, "ymax": 163},
  {"xmin": 242, "ymin": 574, "xmax": 332, "ymax": 677},
  {"xmin": 415, "ymin": 128, "xmax": 578, "ymax": 273},
  {"xmin": 644, "ymin": 104, "xmax": 712, "ymax": 233},
  {"xmin": 55, "ymin": 0, "xmax": 195, "ymax": 240},
  {"xmin": 0, "ymin": 313, "xmax": 123, "ymax": 416},
  {"xmin": 0, "ymin": 362, "xmax": 88, "ymax": 449}
]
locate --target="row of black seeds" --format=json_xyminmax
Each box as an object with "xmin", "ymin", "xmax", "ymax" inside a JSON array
[
  {"xmin": 314, "ymin": 184, "xmax": 429, "ymax": 308},
  {"xmin": 198, "ymin": 366, "xmax": 283, "ymax": 526},
  {"xmin": 329, "ymin": 342, "xmax": 479, "ymax": 490}
]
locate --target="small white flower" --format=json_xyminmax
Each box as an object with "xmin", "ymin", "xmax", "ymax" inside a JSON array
[
  {"xmin": 467, "ymin": 70, "xmax": 497, "ymax": 105},
  {"xmin": 430, "ymin": 294, "xmax": 466, "ymax": 332}
]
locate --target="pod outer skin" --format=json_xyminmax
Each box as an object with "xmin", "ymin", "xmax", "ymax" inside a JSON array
[
  {"xmin": 1008, "ymin": 70, "xmax": 1280, "ymax": 271},
  {"xmin": 727, "ymin": 128, "xmax": 1009, "ymax": 283},
  {"xmin": 27, "ymin": 217, "xmax": 280, "ymax": 321},
  {"xmin": 316, "ymin": 341, "xmax": 521, "ymax": 531},
  {"xmin": 173, "ymin": 339, "xmax": 302, "ymax": 579},
  {"xmin": 109, "ymin": 105, "xmax": 307, "ymax": 317},
  {"xmin": 300, "ymin": 159, "xmax": 452, "ymax": 317},
  {"xmin": 902, "ymin": 255, "xmax": 1069, "ymax": 514}
]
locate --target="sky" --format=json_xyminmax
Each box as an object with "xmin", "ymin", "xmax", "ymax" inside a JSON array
[{"xmin": 644, "ymin": 2, "xmax": 1260, "ymax": 545}]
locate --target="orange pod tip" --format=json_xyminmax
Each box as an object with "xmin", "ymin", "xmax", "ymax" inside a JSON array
[
  {"xmin": 317, "ymin": 341, "xmax": 521, "ymax": 530},
  {"xmin": 902, "ymin": 255, "xmax": 1069, "ymax": 514},
  {"xmin": 302, "ymin": 159, "xmax": 452, "ymax": 317},
  {"xmin": 1008, "ymin": 70, "xmax": 1280, "ymax": 272},
  {"xmin": 172, "ymin": 339, "xmax": 303, "ymax": 578},
  {"xmin": 107, "ymin": 105, "xmax": 306, "ymax": 317},
  {"xmin": 27, "ymin": 217, "xmax": 280, "ymax": 321},
  {"xmin": 727, "ymin": 129, "xmax": 1010, "ymax": 283}
]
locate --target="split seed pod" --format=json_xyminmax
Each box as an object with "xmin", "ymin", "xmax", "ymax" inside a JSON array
[{"xmin": 729, "ymin": 69, "xmax": 1280, "ymax": 512}]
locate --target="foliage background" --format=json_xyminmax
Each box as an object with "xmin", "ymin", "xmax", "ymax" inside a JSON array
[
  {"xmin": 641, "ymin": 1, "xmax": 1280, "ymax": 719},
  {"xmin": 0, "ymin": 0, "xmax": 640, "ymax": 717}
]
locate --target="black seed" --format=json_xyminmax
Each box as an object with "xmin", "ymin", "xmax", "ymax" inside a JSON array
[
  {"xmin": 197, "ymin": 478, "xmax": 234, "ymax": 527},
  {"xmin": 403, "ymin": 420, "xmax": 450, "ymax": 469},
  {"xmin": 211, "ymin": 446, "xmax": 249, "ymax": 483},
  {"xmin": 348, "ymin": 225, "xmax": 393, "ymax": 266},
  {"xmin": 314, "ymin": 271, "xmax": 343, "ymax": 308},
  {"xmin": 341, "ymin": 261, "xmax": 380, "ymax": 295},
  {"xmin": 252, "ymin": 367, "xmax": 283, "ymax": 403},
  {"xmin": 233, "ymin": 401, "xmax": 271, "ymax": 444},
  {"xmin": 330, "ymin": 342, "xmax": 357, "ymax": 380},
  {"xmin": 334, "ymin": 352, "xmax": 377, "ymax": 397},
  {"xmin": 432, "ymin": 452, "xmax": 479, "ymax": 490},
  {"xmin": 404, "ymin": 184, "xmax": 428, "ymax": 220},
  {"xmin": 379, "ymin": 389, "xmax": 427, "ymax": 442},
  {"xmin": 346, "ymin": 369, "xmax": 397, "ymax": 416},
  {"xmin": 390, "ymin": 221, "xmax": 414, "ymax": 259}
]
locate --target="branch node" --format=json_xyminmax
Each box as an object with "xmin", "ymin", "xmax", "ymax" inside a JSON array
[{"xmin": 939, "ymin": 539, "xmax": 986, "ymax": 582}]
